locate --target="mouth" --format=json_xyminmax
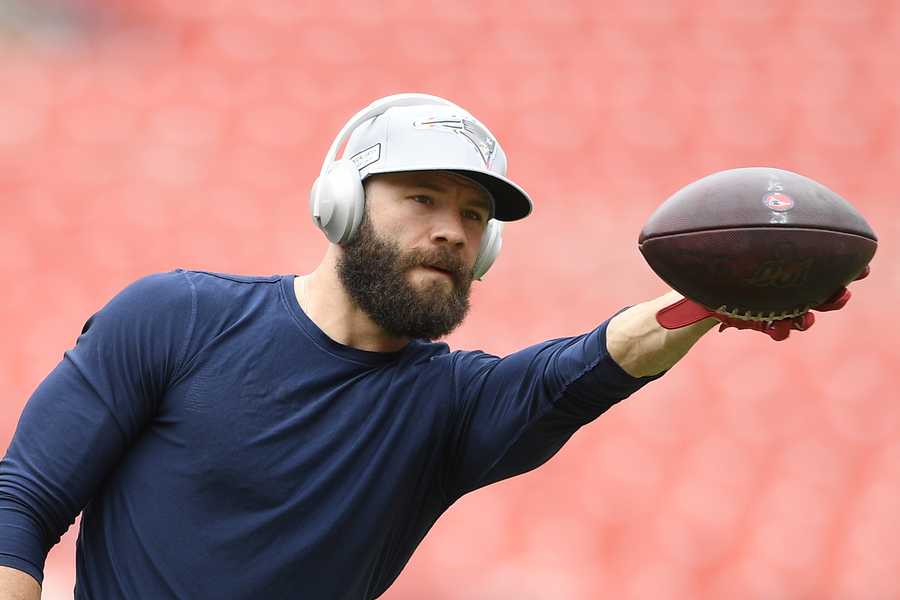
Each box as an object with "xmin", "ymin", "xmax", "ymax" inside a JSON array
[{"xmin": 420, "ymin": 264, "xmax": 456, "ymax": 280}]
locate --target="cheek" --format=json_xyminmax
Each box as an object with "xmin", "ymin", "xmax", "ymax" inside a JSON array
[
  {"xmin": 467, "ymin": 227, "xmax": 486, "ymax": 259},
  {"xmin": 388, "ymin": 224, "xmax": 425, "ymax": 250},
  {"xmin": 368, "ymin": 211, "xmax": 416, "ymax": 245}
]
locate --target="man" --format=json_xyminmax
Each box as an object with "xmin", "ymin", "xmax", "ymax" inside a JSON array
[{"xmin": 0, "ymin": 95, "xmax": 859, "ymax": 599}]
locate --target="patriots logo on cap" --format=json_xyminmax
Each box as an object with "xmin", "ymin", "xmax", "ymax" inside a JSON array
[{"xmin": 413, "ymin": 116, "xmax": 497, "ymax": 168}]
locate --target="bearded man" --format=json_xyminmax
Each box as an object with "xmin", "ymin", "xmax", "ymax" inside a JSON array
[{"xmin": 0, "ymin": 94, "xmax": 859, "ymax": 599}]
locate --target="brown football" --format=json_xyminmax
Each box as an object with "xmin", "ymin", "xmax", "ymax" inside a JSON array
[{"xmin": 638, "ymin": 167, "xmax": 877, "ymax": 320}]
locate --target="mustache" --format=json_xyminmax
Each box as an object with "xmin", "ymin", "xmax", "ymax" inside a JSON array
[{"xmin": 403, "ymin": 248, "xmax": 471, "ymax": 282}]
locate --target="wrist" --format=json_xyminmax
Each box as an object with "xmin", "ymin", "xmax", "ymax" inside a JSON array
[{"xmin": 608, "ymin": 292, "xmax": 716, "ymax": 378}]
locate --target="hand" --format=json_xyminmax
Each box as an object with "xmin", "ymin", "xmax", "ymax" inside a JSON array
[{"xmin": 656, "ymin": 265, "xmax": 870, "ymax": 341}]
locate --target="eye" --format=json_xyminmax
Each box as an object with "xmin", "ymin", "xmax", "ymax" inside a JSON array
[
  {"xmin": 409, "ymin": 195, "xmax": 434, "ymax": 205},
  {"xmin": 463, "ymin": 209, "xmax": 485, "ymax": 222}
]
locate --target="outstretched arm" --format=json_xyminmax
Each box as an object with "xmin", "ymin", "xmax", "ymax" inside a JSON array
[
  {"xmin": 606, "ymin": 291, "xmax": 718, "ymax": 378},
  {"xmin": 442, "ymin": 276, "xmax": 863, "ymax": 498},
  {"xmin": 608, "ymin": 265, "xmax": 869, "ymax": 377}
]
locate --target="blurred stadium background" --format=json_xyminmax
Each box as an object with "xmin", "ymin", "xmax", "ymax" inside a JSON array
[{"xmin": 2, "ymin": 0, "xmax": 899, "ymax": 598}]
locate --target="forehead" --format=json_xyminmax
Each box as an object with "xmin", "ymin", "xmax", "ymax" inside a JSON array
[{"xmin": 374, "ymin": 171, "xmax": 492, "ymax": 210}]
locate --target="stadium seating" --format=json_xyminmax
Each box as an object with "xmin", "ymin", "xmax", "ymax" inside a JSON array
[{"xmin": 2, "ymin": 1, "xmax": 897, "ymax": 598}]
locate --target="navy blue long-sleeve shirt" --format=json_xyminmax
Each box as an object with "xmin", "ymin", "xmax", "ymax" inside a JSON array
[{"xmin": 0, "ymin": 269, "xmax": 660, "ymax": 599}]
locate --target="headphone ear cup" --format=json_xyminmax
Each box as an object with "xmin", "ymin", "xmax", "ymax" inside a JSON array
[
  {"xmin": 309, "ymin": 159, "xmax": 365, "ymax": 244},
  {"xmin": 472, "ymin": 219, "xmax": 503, "ymax": 280}
]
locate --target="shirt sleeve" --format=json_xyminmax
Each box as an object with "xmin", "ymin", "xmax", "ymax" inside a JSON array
[
  {"xmin": 0, "ymin": 270, "xmax": 196, "ymax": 584},
  {"xmin": 442, "ymin": 318, "xmax": 664, "ymax": 500}
]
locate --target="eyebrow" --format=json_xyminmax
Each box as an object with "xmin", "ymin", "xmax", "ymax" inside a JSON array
[{"xmin": 410, "ymin": 180, "xmax": 493, "ymax": 213}]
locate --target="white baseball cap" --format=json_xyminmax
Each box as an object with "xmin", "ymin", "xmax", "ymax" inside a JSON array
[{"xmin": 342, "ymin": 104, "xmax": 533, "ymax": 222}]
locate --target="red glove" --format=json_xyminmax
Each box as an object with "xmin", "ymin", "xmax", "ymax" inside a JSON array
[{"xmin": 656, "ymin": 265, "xmax": 870, "ymax": 341}]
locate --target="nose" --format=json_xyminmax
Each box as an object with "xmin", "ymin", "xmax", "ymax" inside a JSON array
[{"xmin": 428, "ymin": 210, "xmax": 467, "ymax": 249}]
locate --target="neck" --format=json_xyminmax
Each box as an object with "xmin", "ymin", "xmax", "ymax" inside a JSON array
[{"xmin": 294, "ymin": 246, "xmax": 411, "ymax": 353}]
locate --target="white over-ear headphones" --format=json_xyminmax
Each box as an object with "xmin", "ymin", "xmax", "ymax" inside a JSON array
[{"xmin": 309, "ymin": 93, "xmax": 504, "ymax": 280}]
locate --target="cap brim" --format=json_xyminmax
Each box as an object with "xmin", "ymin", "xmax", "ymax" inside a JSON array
[
  {"xmin": 364, "ymin": 166, "xmax": 533, "ymax": 222},
  {"xmin": 448, "ymin": 170, "xmax": 532, "ymax": 221}
]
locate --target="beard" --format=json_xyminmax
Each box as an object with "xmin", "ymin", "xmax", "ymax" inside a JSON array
[{"xmin": 336, "ymin": 215, "xmax": 473, "ymax": 341}]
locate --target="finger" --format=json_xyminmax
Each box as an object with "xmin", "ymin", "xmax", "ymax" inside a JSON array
[
  {"xmin": 792, "ymin": 312, "xmax": 815, "ymax": 331},
  {"xmin": 768, "ymin": 319, "xmax": 792, "ymax": 341},
  {"xmin": 815, "ymin": 288, "xmax": 851, "ymax": 312}
]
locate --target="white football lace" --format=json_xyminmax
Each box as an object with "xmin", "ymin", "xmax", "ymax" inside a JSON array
[{"xmin": 714, "ymin": 305, "xmax": 810, "ymax": 322}]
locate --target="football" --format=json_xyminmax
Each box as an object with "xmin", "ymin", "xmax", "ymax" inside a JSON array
[{"xmin": 638, "ymin": 167, "xmax": 877, "ymax": 320}]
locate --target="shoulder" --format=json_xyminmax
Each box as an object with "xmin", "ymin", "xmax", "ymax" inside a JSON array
[
  {"xmin": 178, "ymin": 269, "xmax": 282, "ymax": 296},
  {"xmin": 89, "ymin": 269, "xmax": 287, "ymax": 373},
  {"xmin": 77, "ymin": 271, "xmax": 199, "ymax": 381},
  {"xmin": 175, "ymin": 269, "xmax": 283, "ymax": 309},
  {"xmin": 93, "ymin": 270, "xmax": 195, "ymax": 324},
  {"xmin": 181, "ymin": 270, "xmax": 282, "ymax": 285},
  {"xmin": 432, "ymin": 347, "xmax": 500, "ymax": 378},
  {"xmin": 88, "ymin": 269, "xmax": 283, "ymax": 338},
  {"xmin": 158, "ymin": 270, "xmax": 294, "ymax": 346},
  {"xmin": 397, "ymin": 339, "xmax": 453, "ymax": 366}
]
